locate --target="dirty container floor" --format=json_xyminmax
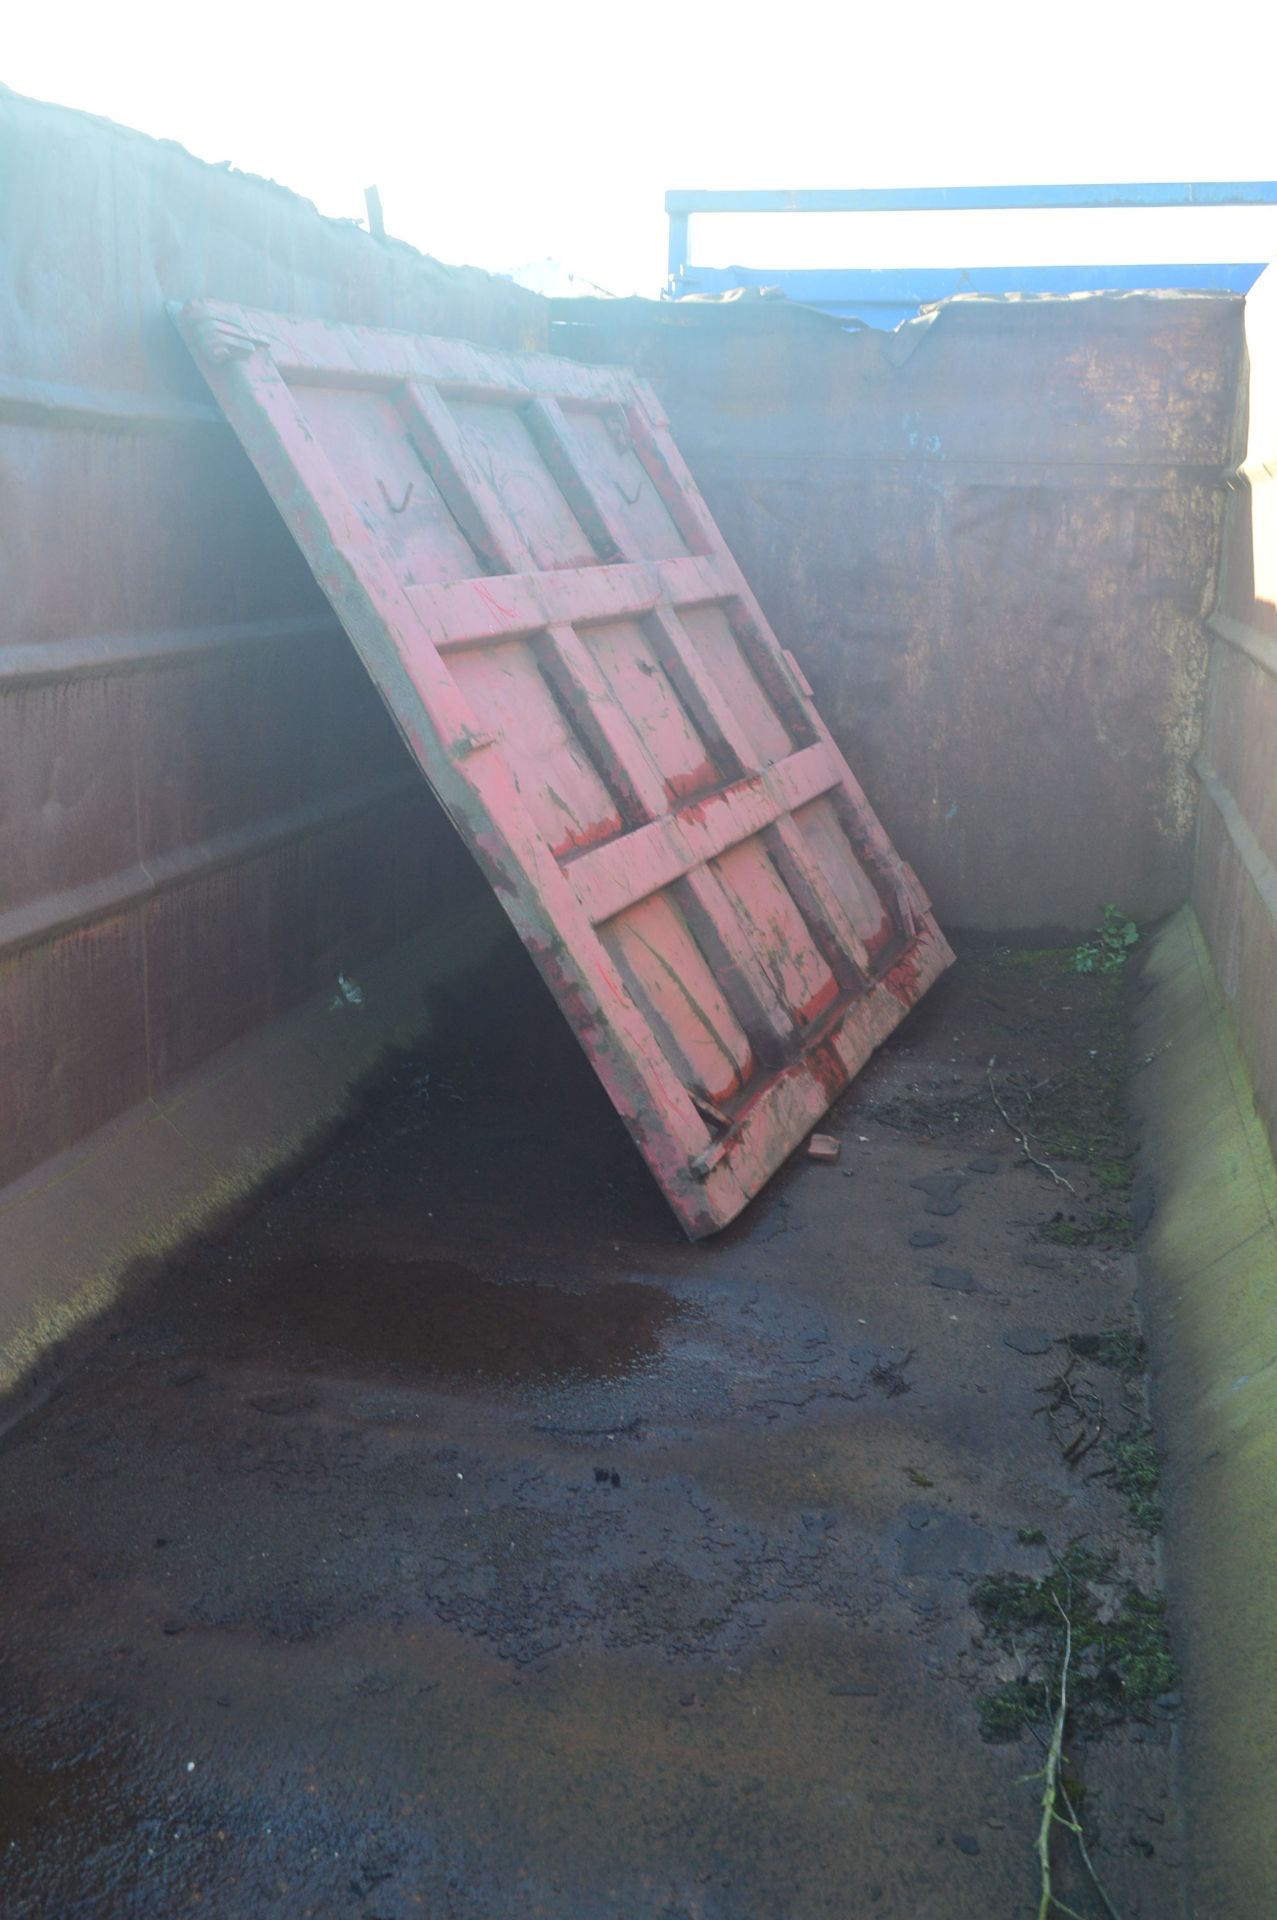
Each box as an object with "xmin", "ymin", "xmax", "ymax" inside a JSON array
[{"xmin": 0, "ymin": 946, "xmax": 1183, "ymax": 1918}]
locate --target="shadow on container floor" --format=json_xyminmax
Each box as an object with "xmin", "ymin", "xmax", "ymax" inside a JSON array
[{"xmin": 0, "ymin": 945, "xmax": 1184, "ymax": 1918}]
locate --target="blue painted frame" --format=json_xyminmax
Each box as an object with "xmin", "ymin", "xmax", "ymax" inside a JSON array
[{"xmin": 664, "ymin": 183, "xmax": 1277, "ymax": 320}]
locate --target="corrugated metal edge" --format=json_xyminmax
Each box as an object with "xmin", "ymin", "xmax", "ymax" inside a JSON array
[{"xmin": 1133, "ymin": 905, "xmax": 1277, "ymax": 1916}]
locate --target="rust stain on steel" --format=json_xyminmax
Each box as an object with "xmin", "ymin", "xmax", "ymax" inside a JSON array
[
  {"xmin": 176, "ymin": 300, "xmax": 953, "ymax": 1234},
  {"xmin": 553, "ymin": 292, "xmax": 1243, "ymax": 936}
]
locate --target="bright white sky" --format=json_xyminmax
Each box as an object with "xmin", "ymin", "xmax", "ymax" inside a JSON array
[{"xmin": 6, "ymin": 0, "xmax": 1277, "ymax": 297}]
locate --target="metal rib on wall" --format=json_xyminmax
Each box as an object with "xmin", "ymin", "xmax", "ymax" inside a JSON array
[{"xmin": 0, "ymin": 88, "xmax": 546, "ymax": 1202}]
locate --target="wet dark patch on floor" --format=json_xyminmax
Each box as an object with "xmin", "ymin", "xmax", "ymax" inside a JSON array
[
  {"xmin": 0, "ymin": 947, "xmax": 1184, "ymax": 1918},
  {"xmin": 1003, "ymin": 1324, "xmax": 1055, "ymax": 1356},
  {"xmin": 198, "ymin": 1253, "xmax": 682, "ymax": 1386},
  {"xmin": 910, "ymin": 1173, "xmax": 968, "ymax": 1215},
  {"xmin": 929, "ymin": 1264, "xmax": 978, "ymax": 1293}
]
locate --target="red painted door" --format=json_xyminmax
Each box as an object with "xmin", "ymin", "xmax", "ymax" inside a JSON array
[{"xmin": 178, "ymin": 302, "xmax": 952, "ymax": 1234}]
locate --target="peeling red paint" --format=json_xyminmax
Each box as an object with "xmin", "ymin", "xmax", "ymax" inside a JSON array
[
  {"xmin": 881, "ymin": 942, "xmax": 925, "ymax": 1008},
  {"xmin": 807, "ymin": 1037, "xmax": 850, "ymax": 1103},
  {"xmin": 793, "ymin": 974, "xmax": 841, "ymax": 1028},
  {"xmin": 663, "ymin": 759, "xmax": 721, "ymax": 808},
  {"xmin": 550, "ymin": 813, "xmax": 626, "ymax": 862}
]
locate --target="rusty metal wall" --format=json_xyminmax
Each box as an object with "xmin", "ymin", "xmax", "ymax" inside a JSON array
[
  {"xmin": 1196, "ymin": 261, "xmax": 1277, "ymax": 1155},
  {"xmin": 0, "ymin": 89, "xmax": 546, "ymax": 1206},
  {"xmin": 554, "ymin": 290, "xmax": 1244, "ymax": 934}
]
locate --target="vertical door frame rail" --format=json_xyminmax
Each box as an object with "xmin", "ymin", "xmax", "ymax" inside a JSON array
[{"xmin": 177, "ymin": 300, "xmax": 952, "ymax": 1234}]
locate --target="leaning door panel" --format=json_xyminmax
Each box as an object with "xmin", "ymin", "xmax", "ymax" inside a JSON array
[{"xmin": 178, "ymin": 302, "xmax": 953, "ymax": 1234}]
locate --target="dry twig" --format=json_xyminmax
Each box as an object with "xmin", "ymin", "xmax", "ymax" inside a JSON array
[
  {"xmin": 1027, "ymin": 1591, "xmax": 1127, "ymax": 1920},
  {"xmin": 1034, "ymin": 1356, "xmax": 1105, "ymax": 1467},
  {"xmin": 987, "ymin": 1067, "xmax": 1076, "ymax": 1193},
  {"xmin": 1058, "ymin": 1779, "xmax": 1126, "ymax": 1920},
  {"xmin": 1035, "ymin": 1595, "xmax": 1076, "ymax": 1920}
]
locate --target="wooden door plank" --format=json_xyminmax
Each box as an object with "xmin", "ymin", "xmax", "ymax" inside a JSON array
[
  {"xmin": 566, "ymin": 744, "xmax": 839, "ymax": 925},
  {"xmin": 522, "ymin": 397, "xmax": 632, "ymax": 563},
  {"xmin": 401, "ymin": 380, "xmax": 532, "ymax": 573},
  {"xmin": 404, "ymin": 554, "xmax": 732, "ymax": 650}
]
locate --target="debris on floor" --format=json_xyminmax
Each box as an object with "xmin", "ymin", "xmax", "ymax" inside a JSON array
[{"xmin": 0, "ymin": 941, "xmax": 1183, "ymax": 1918}]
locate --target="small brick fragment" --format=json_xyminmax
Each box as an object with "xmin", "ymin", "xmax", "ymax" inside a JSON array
[{"xmin": 807, "ymin": 1134, "xmax": 841, "ymax": 1163}]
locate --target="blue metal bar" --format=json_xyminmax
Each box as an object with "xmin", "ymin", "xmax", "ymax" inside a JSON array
[
  {"xmin": 664, "ymin": 183, "xmax": 1277, "ymax": 302},
  {"xmin": 667, "ymin": 210, "xmax": 689, "ymax": 285},
  {"xmin": 665, "ymin": 184, "xmax": 1277, "ymax": 216}
]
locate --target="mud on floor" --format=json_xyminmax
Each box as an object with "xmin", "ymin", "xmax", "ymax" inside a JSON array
[{"xmin": 0, "ymin": 945, "xmax": 1183, "ymax": 1918}]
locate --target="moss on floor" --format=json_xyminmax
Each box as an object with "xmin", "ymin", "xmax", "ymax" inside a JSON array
[
  {"xmin": 1038, "ymin": 1209, "xmax": 1133, "ymax": 1249},
  {"xmin": 974, "ymin": 1544, "xmax": 1178, "ymax": 1744},
  {"xmin": 1105, "ymin": 1428, "xmax": 1164, "ymax": 1535},
  {"xmin": 1067, "ymin": 1328, "xmax": 1147, "ymax": 1376},
  {"xmin": 969, "ymin": 944, "xmax": 1136, "ymax": 1242}
]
